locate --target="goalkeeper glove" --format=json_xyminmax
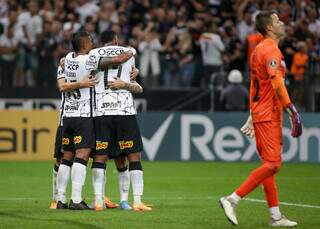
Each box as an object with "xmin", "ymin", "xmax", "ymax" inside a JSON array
[
  {"xmin": 286, "ymin": 103, "xmax": 302, "ymax": 138},
  {"xmin": 240, "ymin": 115, "xmax": 255, "ymax": 138}
]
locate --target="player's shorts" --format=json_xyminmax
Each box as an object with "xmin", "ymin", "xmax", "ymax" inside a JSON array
[
  {"xmin": 94, "ymin": 115, "xmax": 143, "ymax": 158},
  {"xmin": 62, "ymin": 117, "xmax": 95, "ymax": 152},
  {"xmin": 54, "ymin": 125, "xmax": 63, "ymax": 159},
  {"xmin": 254, "ymin": 120, "xmax": 282, "ymax": 162}
]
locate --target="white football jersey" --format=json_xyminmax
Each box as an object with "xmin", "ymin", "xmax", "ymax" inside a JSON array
[
  {"xmin": 89, "ymin": 45, "xmax": 136, "ymax": 116},
  {"xmin": 62, "ymin": 52, "xmax": 97, "ymax": 117},
  {"xmin": 57, "ymin": 66, "xmax": 65, "ymax": 126}
]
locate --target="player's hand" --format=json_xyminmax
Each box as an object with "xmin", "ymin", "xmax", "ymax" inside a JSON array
[
  {"xmin": 130, "ymin": 66, "xmax": 139, "ymax": 80},
  {"xmin": 286, "ymin": 103, "xmax": 302, "ymax": 137},
  {"xmin": 79, "ymin": 75, "xmax": 99, "ymax": 88},
  {"xmin": 240, "ymin": 115, "xmax": 255, "ymax": 138},
  {"xmin": 108, "ymin": 77, "xmax": 125, "ymax": 90}
]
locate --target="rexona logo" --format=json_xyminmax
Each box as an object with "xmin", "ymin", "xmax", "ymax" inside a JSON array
[{"xmin": 141, "ymin": 114, "xmax": 320, "ymax": 162}]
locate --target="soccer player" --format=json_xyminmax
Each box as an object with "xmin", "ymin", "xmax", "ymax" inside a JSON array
[
  {"xmin": 55, "ymin": 31, "xmax": 135, "ymax": 210},
  {"xmin": 219, "ymin": 11, "xmax": 302, "ymax": 227},
  {"xmin": 50, "ymin": 60, "xmax": 99, "ymax": 209},
  {"xmin": 89, "ymin": 30, "xmax": 151, "ymax": 211}
]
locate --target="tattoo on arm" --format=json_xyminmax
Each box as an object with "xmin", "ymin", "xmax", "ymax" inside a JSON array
[
  {"xmin": 123, "ymin": 81, "xmax": 143, "ymax": 94},
  {"xmin": 98, "ymin": 52, "xmax": 133, "ymax": 68}
]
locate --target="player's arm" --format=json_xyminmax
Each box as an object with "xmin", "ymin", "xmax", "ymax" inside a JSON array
[
  {"xmin": 269, "ymin": 65, "xmax": 302, "ymax": 137},
  {"xmin": 98, "ymin": 48, "xmax": 136, "ymax": 69},
  {"xmin": 108, "ymin": 77, "xmax": 143, "ymax": 94},
  {"xmin": 57, "ymin": 75, "xmax": 98, "ymax": 92}
]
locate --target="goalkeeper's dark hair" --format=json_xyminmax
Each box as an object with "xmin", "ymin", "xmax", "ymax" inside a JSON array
[
  {"xmin": 255, "ymin": 11, "xmax": 275, "ymax": 36},
  {"xmin": 71, "ymin": 31, "xmax": 90, "ymax": 52},
  {"xmin": 100, "ymin": 30, "xmax": 116, "ymax": 44}
]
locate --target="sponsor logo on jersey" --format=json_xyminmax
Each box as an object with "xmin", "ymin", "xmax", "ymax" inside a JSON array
[
  {"xmin": 97, "ymin": 48, "xmax": 124, "ymax": 56},
  {"xmin": 101, "ymin": 101, "xmax": 121, "ymax": 109},
  {"xmin": 74, "ymin": 136, "xmax": 82, "ymax": 144},
  {"xmin": 65, "ymin": 104, "xmax": 80, "ymax": 111},
  {"xmin": 119, "ymin": 140, "xmax": 133, "ymax": 150},
  {"xmin": 96, "ymin": 141, "xmax": 108, "ymax": 150},
  {"xmin": 62, "ymin": 138, "xmax": 70, "ymax": 145}
]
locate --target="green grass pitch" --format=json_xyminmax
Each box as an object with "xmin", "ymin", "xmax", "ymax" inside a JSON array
[{"xmin": 0, "ymin": 161, "xmax": 319, "ymax": 229}]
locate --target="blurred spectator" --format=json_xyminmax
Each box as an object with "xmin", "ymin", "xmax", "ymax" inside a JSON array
[
  {"xmin": 0, "ymin": 23, "xmax": 18, "ymax": 87},
  {"xmin": 37, "ymin": 20, "xmax": 58, "ymax": 88},
  {"xmin": 76, "ymin": 0, "xmax": 99, "ymax": 24},
  {"xmin": 177, "ymin": 31, "xmax": 194, "ymax": 87},
  {"xmin": 139, "ymin": 24, "xmax": 162, "ymax": 87},
  {"xmin": 291, "ymin": 41, "xmax": 309, "ymax": 110},
  {"xmin": 220, "ymin": 69, "xmax": 248, "ymax": 111},
  {"xmin": 199, "ymin": 22, "xmax": 224, "ymax": 87},
  {"xmin": 17, "ymin": 0, "xmax": 42, "ymax": 87}
]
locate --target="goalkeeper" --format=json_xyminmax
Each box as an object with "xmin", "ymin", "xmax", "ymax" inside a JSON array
[{"xmin": 219, "ymin": 11, "xmax": 302, "ymax": 227}]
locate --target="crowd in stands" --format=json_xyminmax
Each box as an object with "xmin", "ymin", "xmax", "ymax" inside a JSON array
[{"xmin": 0, "ymin": 0, "xmax": 319, "ymax": 111}]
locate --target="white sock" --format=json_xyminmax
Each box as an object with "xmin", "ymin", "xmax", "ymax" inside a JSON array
[
  {"xmin": 229, "ymin": 192, "xmax": 241, "ymax": 205},
  {"xmin": 270, "ymin": 206, "xmax": 282, "ymax": 220},
  {"xmin": 92, "ymin": 168, "xmax": 105, "ymax": 203},
  {"xmin": 130, "ymin": 170, "xmax": 143, "ymax": 204},
  {"xmin": 52, "ymin": 168, "xmax": 58, "ymax": 200},
  {"xmin": 71, "ymin": 162, "xmax": 87, "ymax": 204},
  {"xmin": 118, "ymin": 169, "xmax": 130, "ymax": 202},
  {"xmin": 56, "ymin": 164, "xmax": 71, "ymax": 204}
]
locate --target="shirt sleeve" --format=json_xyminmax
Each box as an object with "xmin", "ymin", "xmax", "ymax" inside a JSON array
[
  {"xmin": 57, "ymin": 66, "xmax": 64, "ymax": 80},
  {"xmin": 265, "ymin": 50, "xmax": 283, "ymax": 79},
  {"xmin": 85, "ymin": 51, "xmax": 99, "ymax": 71}
]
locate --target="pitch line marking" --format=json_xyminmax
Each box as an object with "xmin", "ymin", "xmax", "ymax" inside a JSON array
[{"xmin": 0, "ymin": 196, "xmax": 320, "ymax": 209}]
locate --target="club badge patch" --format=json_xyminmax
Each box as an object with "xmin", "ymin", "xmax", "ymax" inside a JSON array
[{"xmin": 269, "ymin": 59, "xmax": 277, "ymax": 68}]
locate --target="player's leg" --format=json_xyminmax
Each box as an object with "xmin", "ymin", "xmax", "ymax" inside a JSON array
[
  {"xmin": 116, "ymin": 115, "xmax": 151, "ymax": 211},
  {"xmin": 69, "ymin": 118, "xmax": 94, "ymax": 210},
  {"xmin": 91, "ymin": 154, "xmax": 108, "ymax": 211},
  {"xmin": 114, "ymin": 156, "xmax": 131, "ymax": 210},
  {"xmin": 50, "ymin": 126, "xmax": 63, "ymax": 209},
  {"xmin": 56, "ymin": 151, "xmax": 74, "ymax": 209},
  {"xmin": 220, "ymin": 121, "xmax": 282, "ymax": 225},
  {"xmin": 92, "ymin": 115, "xmax": 117, "ymax": 210}
]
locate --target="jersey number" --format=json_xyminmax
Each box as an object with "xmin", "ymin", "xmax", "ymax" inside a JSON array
[
  {"xmin": 67, "ymin": 80, "xmax": 81, "ymax": 99},
  {"xmin": 103, "ymin": 65, "xmax": 123, "ymax": 90}
]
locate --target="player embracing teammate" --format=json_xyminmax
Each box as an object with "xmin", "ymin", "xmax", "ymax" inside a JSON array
[{"xmin": 220, "ymin": 11, "xmax": 302, "ymax": 227}]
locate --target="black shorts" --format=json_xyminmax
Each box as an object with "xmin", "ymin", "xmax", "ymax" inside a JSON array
[
  {"xmin": 62, "ymin": 117, "xmax": 95, "ymax": 152},
  {"xmin": 94, "ymin": 115, "xmax": 143, "ymax": 158},
  {"xmin": 54, "ymin": 125, "xmax": 63, "ymax": 159}
]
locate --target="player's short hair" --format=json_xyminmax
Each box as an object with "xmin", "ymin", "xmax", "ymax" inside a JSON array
[
  {"xmin": 100, "ymin": 30, "xmax": 116, "ymax": 44},
  {"xmin": 255, "ymin": 11, "xmax": 275, "ymax": 36},
  {"xmin": 71, "ymin": 31, "xmax": 90, "ymax": 52}
]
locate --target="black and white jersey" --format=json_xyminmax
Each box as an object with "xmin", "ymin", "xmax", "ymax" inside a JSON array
[
  {"xmin": 62, "ymin": 52, "xmax": 97, "ymax": 118},
  {"xmin": 57, "ymin": 66, "xmax": 65, "ymax": 126},
  {"xmin": 89, "ymin": 45, "xmax": 136, "ymax": 116}
]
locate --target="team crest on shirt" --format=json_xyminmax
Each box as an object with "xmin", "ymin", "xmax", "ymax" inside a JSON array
[{"xmin": 269, "ymin": 59, "xmax": 277, "ymax": 68}]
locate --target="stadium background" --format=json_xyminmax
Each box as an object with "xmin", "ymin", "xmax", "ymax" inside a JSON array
[{"xmin": 0, "ymin": 0, "xmax": 319, "ymax": 229}]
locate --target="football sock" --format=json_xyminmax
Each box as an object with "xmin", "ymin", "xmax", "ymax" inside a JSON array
[
  {"xmin": 235, "ymin": 161, "xmax": 281, "ymax": 198},
  {"xmin": 117, "ymin": 166, "xmax": 130, "ymax": 202},
  {"xmin": 52, "ymin": 164, "xmax": 59, "ymax": 200},
  {"xmin": 269, "ymin": 206, "xmax": 282, "ymax": 220},
  {"xmin": 129, "ymin": 161, "xmax": 143, "ymax": 204},
  {"xmin": 263, "ymin": 175, "xmax": 279, "ymax": 208},
  {"xmin": 92, "ymin": 162, "xmax": 106, "ymax": 203},
  {"xmin": 228, "ymin": 192, "xmax": 241, "ymax": 205},
  {"xmin": 56, "ymin": 160, "xmax": 72, "ymax": 203},
  {"xmin": 71, "ymin": 158, "xmax": 87, "ymax": 204}
]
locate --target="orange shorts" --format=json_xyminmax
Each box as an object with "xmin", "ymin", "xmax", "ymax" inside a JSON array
[{"xmin": 254, "ymin": 121, "xmax": 282, "ymax": 162}]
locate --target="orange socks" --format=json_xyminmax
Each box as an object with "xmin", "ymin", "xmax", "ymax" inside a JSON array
[{"xmin": 263, "ymin": 175, "xmax": 279, "ymax": 207}]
